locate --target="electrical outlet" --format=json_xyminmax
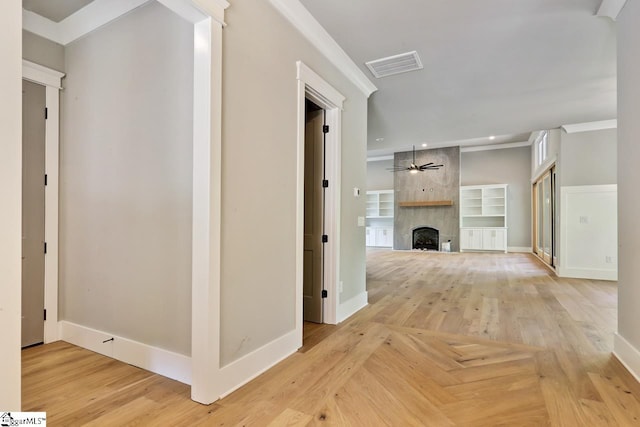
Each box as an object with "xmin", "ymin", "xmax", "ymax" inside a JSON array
[
  {"xmin": 357, "ymin": 216, "xmax": 365, "ymax": 226},
  {"xmin": 579, "ymin": 216, "xmax": 589, "ymax": 224},
  {"xmin": 605, "ymin": 256, "xmax": 613, "ymax": 264}
]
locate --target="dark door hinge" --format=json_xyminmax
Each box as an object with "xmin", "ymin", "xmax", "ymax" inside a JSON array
[
  {"xmin": 321, "ymin": 290, "xmax": 328, "ymax": 298},
  {"xmin": 322, "ymin": 179, "xmax": 329, "ymax": 188},
  {"xmin": 45, "ymin": 107, "xmax": 48, "ymax": 120},
  {"xmin": 44, "ymin": 309, "xmax": 47, "ymax": 321},
  {"xmin": 322, "ymin": 235, "xmax": 328, "ymax": 243},
  {"xmin": 44, "ymin": 174, "xmax": 48, "ymax": 186},
  {"xmin": 44, "ymin": 242, "xmax": 47, "ymax": 254},
  {"xmin": 322, "ymin": 125, "xmax": 329, "ymax": 134}
]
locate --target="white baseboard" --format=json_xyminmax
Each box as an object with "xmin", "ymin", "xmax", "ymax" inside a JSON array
[
  {"xmin": 59, "ymin": 321, "xmax": 191, "ymax": 385},
  {"xmin": 337, "ymin": 291, "xmax": 368, "ymax": 323},
  {"xmin": 613, "ymin": 333, "xmax": 640, "ymax": 383},
  {"xmin": 558, "ymin": 266, "xmax": 617, "ymax": 281},
  {"xmin": 217, "ymin": 329, "xmax": 299, "ymax": 399},
  {"xmin": 508, "ymin": 246, "xmax": 532, "ymax": 253}
]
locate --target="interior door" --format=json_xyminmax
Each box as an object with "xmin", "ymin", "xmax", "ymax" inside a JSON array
[
  {"xmin": 22, "ymin": 79, "xmax": 46, "ymax": 347},
  {"xmin": 303, "ymin": 107, "xmax": 324, "ymax": 323}
]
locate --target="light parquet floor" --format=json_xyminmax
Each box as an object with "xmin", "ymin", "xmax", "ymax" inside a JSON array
[{"xmin": 22, "ymin": 250, "xmax": 640, "ymax": 425}]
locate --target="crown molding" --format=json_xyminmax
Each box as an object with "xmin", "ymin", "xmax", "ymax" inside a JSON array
[
  {"xmin": 460, "ymin": 141, "xmax": 531, "ymax": 153},
  {"xmin": 597, "ymin": 0, "xmax": 629, "ymax": 21},
  {"xmin": 561, "ymin": 119, "xmax": 617, "ymax": 134},
  {"xmin": 22, "ymin": 0, "xmax": 227, "ymax": 45},
  {"xmin": 269, "ymin": 0, "xmax": 377, "ymax": 98},
  {"xmin": 367, "ymin": 155, "xmax": 394, "ymax": 162}
]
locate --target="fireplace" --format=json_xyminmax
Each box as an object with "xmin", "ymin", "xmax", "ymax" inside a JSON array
[{"xmin": 412, "ymin": 226, "xmax": 439, "ymax": 250}]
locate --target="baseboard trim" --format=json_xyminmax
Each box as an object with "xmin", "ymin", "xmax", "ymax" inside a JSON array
[
  {"xmin": 508, "ymin": 246, "xmax": 532, "ymax": 253},
  {"xmin": 558, "ymin": 267, "xmax": 617, "ymax": 281},
  {"xmin": 217, "ymin": 329, "xmax": 299, "ymax": 399},
  {"xmin": 59, "ymin": 321, "xmax": 191, "ymax": 385},
  {"xmin": 613, "ymin": 333, "xmax": 640, "ymax": 383},
  {"xmin": 337, "ymin": 291, "xmax": 368, "ymax": 323}
]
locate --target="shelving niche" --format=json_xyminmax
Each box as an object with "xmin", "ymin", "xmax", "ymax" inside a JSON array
[{"xmin": 460, "ymin": 184, "xmax": 507, "ymax": 252}]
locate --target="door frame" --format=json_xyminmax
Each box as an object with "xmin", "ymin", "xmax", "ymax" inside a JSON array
[
  {"xmin": 22, "ymin": 60, "xmax": 64, "ymax": 344},
  {"xmin": 532, "ymin": 164, "xmax": 555, "ymax": 267},
  {"xmin": 296, "ymin": 61, "xmax": 344, "ymax": 339}
]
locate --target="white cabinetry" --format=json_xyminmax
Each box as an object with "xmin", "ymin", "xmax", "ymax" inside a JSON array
[
  {"xmin": 366, "ymin": 227, "xmax": 393, "ymax": 247},
  {"xmin": 460, "ymin": 184, "xmax": 507, "ymax": 252},
  {"xmin": 366, "ymin": 190, "xmax": 394, "ymax": 247},
  {"xmin": 366, "ymin": 190, "xmax": 394, "ymax": 218}
]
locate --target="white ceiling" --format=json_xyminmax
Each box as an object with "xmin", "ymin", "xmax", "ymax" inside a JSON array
[
  {"xmin": 300, "ymin": 0, "xmax": 617, "ymax": 156},
  {"xmin": 23, "ymin": 0, "xmax": 94, "ymax": 22},
  {"xmin": 23, "ymin": 0, "xmax": 617, "ymax": 156}
]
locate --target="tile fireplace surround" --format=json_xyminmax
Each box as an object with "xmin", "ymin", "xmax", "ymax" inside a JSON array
[{"xmin": 393, "ymin": 146, "xmax": 460, "ymax": 251}]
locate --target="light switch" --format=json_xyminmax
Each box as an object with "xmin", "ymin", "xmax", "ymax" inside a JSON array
[{"xmin": 353, "ymin": 187, "xmax": 360, "ymax": 197}]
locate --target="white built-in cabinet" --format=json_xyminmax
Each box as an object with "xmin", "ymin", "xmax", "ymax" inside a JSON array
[
  {"xmin": 366, "ymin": 190, "xmax": 394, "ymax": 247},
  {"xmin": 460, "ymin": 184, "xmax": 507, "ymax": 252}
]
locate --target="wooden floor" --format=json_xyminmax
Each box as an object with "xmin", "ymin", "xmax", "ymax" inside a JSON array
[{"xmin": 23, "ymin": 250, "xmax": 640, "ymax": 425}]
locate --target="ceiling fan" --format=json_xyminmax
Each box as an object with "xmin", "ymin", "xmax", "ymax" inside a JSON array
[{"xmin": 387, "ymin": 145, "xmax": 443, "ymax": 173}]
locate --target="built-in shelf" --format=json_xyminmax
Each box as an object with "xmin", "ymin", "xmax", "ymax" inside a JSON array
[
  {"xmin": 460, "ymin": 184, "xmax": 507, "ymax": 252},
  {"xmin": 366, "ymin": 190, "xmax": 394, "ymax": 218},
  {"xmin": 398, "ymin": 200, "xmax": 453, "ymax": 207}
]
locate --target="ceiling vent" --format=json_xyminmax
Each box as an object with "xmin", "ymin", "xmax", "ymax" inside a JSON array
[{"xmin": 365, "ymin": 51, "xmax": 423, "ymax": 78}]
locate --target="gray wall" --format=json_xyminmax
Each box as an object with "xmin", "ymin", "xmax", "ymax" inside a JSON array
[
  {"xmin": 367, "ymin": 158, "xmax": 394, "ymax": 191},
  {"xmin": 23, "ymin": 30, "xmax": 65, "ymax": 72},
  {"xmin": 617, "ymin": 0, "xmax": 640, "ymax": 364},
  {"xmin": 394, "ymin": 146, "xmax": 460, "ymax": 250},
  {"xmin": 60, "ymin": 2, "xmax": 193, "ymax": 355},
  {"xmin": 220, "ymin": 0, "xmax": 368, "ymax": 365},
  {"xmin": 559, "ymin": 128, "xmax": 617, "ymax": 186},
  {"xmin": 461, "ymin": 146, "xmax": 532, "ymax": 248}
]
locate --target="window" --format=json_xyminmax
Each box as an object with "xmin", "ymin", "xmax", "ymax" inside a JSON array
[{"xmin": 536, "ymin": 131, "xmax": 548, "ymax": 167}]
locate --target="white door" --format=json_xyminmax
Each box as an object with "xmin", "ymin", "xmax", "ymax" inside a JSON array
[{"xmin": 22, "ymin": 80, "xmax": 46, "ymax": 348}]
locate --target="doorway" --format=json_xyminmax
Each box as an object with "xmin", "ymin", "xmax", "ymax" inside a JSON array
[
  {"xmin": 22, "ymin": 79, "xmax": 46, "ymax": 348},
  {"xmin": 533, "ymin": 166, "xmax": 556, "ymax": 267},
  {"xmin": 303, "ymin": 99, "xmax": 326, "ymax": 324}
]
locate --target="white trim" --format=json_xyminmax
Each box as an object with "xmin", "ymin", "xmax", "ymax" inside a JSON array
[
  {"xmin": 21, "ymin": 61, "xmax": 65, "ymax": 345},
  {"xmin": 188, "ymin": 0, "xmax": 227, "ymax": 405},
  {"xmin": 22, "ymin": 0, "xmax": 231, "ymax": 45},
  {"xmin": 337, "ymin": 291, "xmax": 368, "ymax": 323},
  {"xmin": 561, "ymin": 119, "xmax": 618, "ymax": 134},
  {"xmin": 296, "ymin": 61, "xmax": 344, "ymax": 333},
  {"xmin": 217, "ymin": 329, "xmax": 299, "ymax": 399},
  {"xmin": 270, "ymin": 0, "xmax": 377, "ymax": 97},
  {"xmin": 22, "ymin": 60, "xmax": 64, "ymax": 89},
  {"xmin": 23, "ymin": 0, "xmax": 150, "ymax": 45},
  {"xmin": 59, "ymin": 321, "xmax": 191, "ymax": 384},
  {"xmin": 367, "ymin": 155, "xmax": 394, "ymax": 162},
  {"xmin": 507, "ymin": 246, "xmax": 532, "ymax": 253},
  {"xmin": 460, "ymin": 141, "xmax": 531, "ymax": 153},
  {"xmin": 613, "ymin": 333, "xmax": 640, "ymax": 383},
  {"xmin": 597, "ymin": 0, "xmax": 629, "ymax": 21}
]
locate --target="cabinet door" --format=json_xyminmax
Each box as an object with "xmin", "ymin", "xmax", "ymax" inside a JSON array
[
  {"xmin": 482, "ymin": 229, "xmax": 506, "ymax": 251},
  {"xmin": 365, "ymin": 227, "xmax": 375, "ymax": 246},
  {"xmin": 461, "ymin": 229, "xmax": 483, "ymax": 250},
  {"xmin": 377, "ymin": 227, "xmax": 393, "ymax": 247}
]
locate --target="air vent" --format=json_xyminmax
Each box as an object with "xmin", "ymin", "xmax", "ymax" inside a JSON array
[{"xmin": 365, "ymin": 51, "xmax": 423, "ymax": 78}]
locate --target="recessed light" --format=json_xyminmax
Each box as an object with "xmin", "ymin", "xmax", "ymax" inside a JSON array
[
  {"xmin": 421, "ymin": 143, "xmax": 427, "ymax": 147},
  {"xmin": 489, "ymin": 135, "xmax": 496, "ymax": 140}
]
